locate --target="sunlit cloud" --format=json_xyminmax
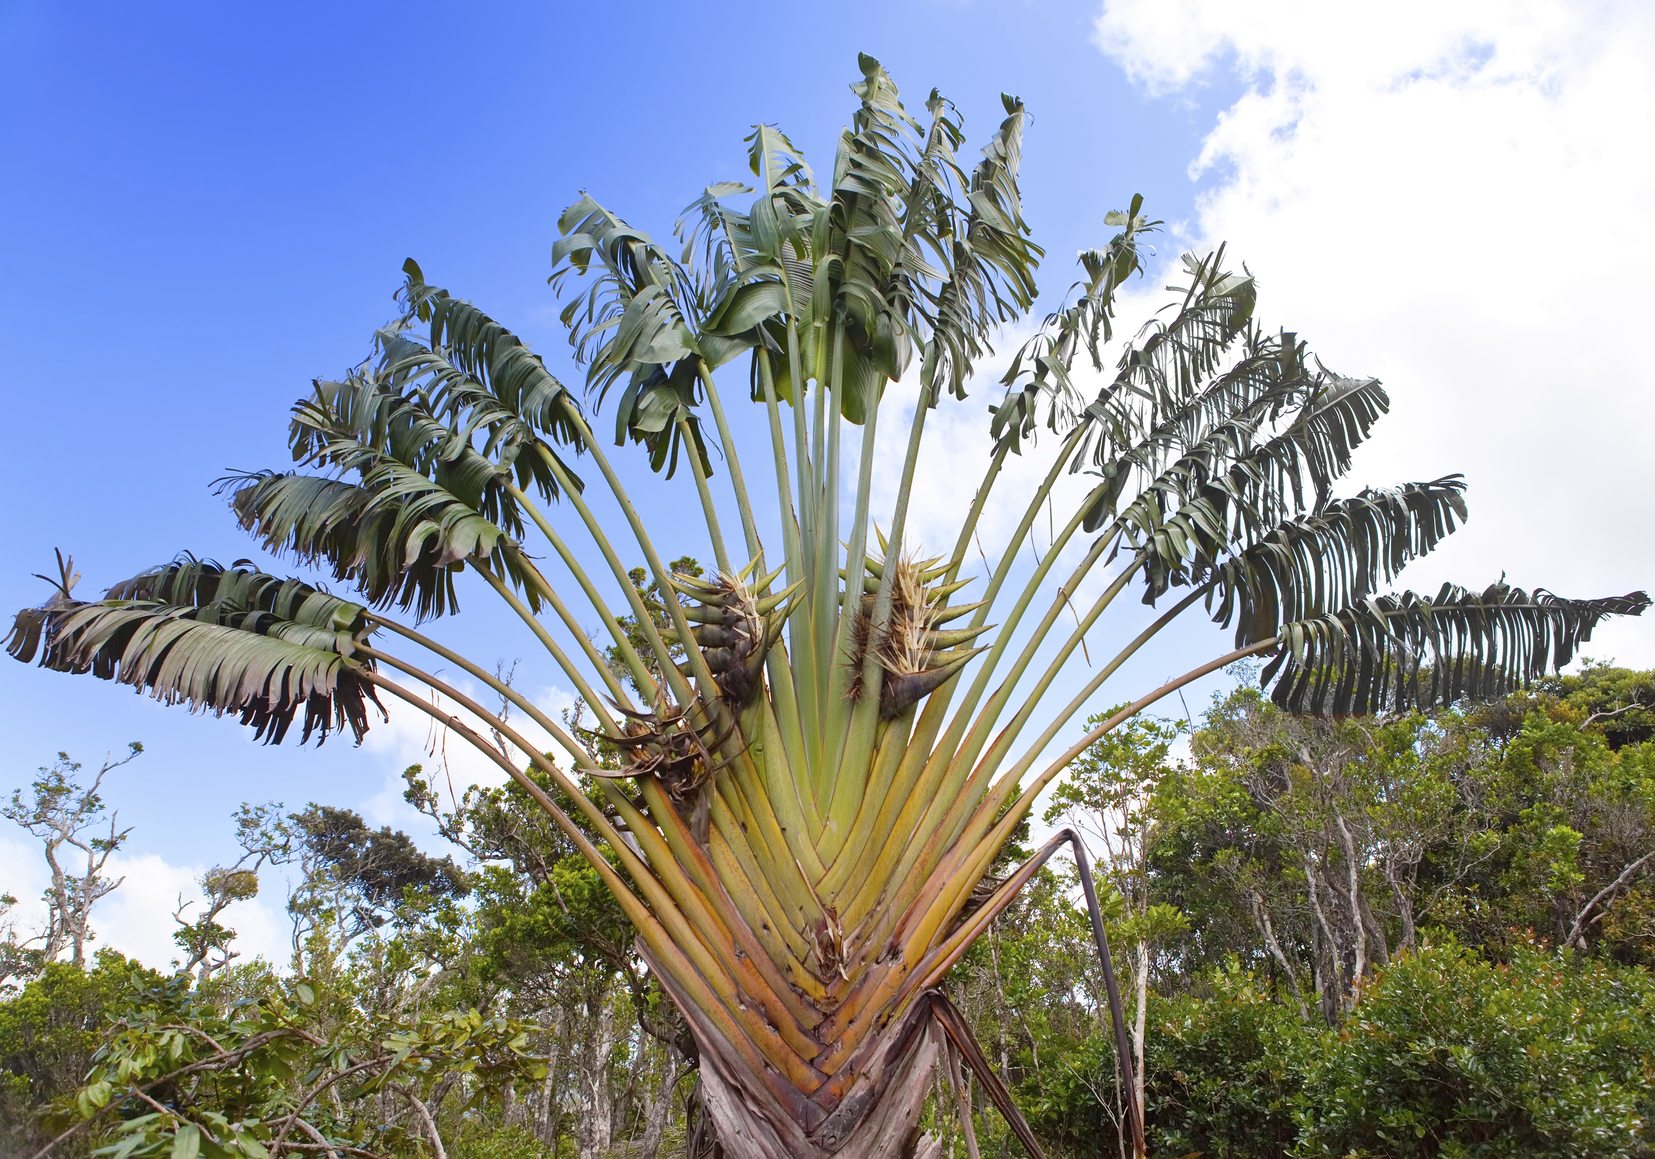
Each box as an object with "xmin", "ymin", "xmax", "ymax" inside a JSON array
[{"xmin": 1093, "ymin": 0, "xmax": 1655, "ymax": 665}]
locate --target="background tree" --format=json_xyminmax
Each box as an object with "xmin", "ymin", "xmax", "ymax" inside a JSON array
[
  {"xmin": 9, "ymin": 56, "xmax": 1647, "ymax": 1157},
  {"xmin": 407, "ymin": 761, "xmax": 690, "ymax": 1158},
  {"xmin": 283, "ymin": 803, "xmax": 470, "ymax": 950},
  {"xmin": 3, "ymin": 745, "xmax": 141, "ymax": 970},
  {"xmin": 980, "ymin": 671, "xmax": 1655, "ymax": 1156},
  {"xmin": 0, "ymin": 951, "xmax": 160, "ymax": 1159},
  {"xmin": 170, "ymin": 803, "xmax": 290, "ymax": 979},
  {"xmin": 1043, "ymin": 712, "xmax": 1187, "ymax": 1122}
]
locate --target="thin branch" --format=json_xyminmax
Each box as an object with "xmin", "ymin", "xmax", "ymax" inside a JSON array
[{"xmin": 1567, "ymin": 848, "xmax": 1655, "ymax": 948}]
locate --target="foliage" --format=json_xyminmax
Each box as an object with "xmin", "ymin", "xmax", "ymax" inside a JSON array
[
  {"xmin": 0, "ymin": 952, "xmax": 160, "ymax": 1158},
  {"xmin": 1143, "ymin": 674, "xmax": 1655, "ymax": 1023},
  {"xmin": 1007, "ymin": 942, "xmax": 1655, "ymax": 1159},
  {"xmin": 1139, "ymin": 965, "xmax": 1308, "ymax": 1158},
  {"xmin": 1295, "ymin": 941, "xmax": 1655, "ymax": 1157},
  {"xmin": 6, "ymin": 668, "xmax": 1653, "ymax": 1156},
  {"xmin": 285, "ymin": 804, "xmax": 470, "ymax": 944},
  {"xmin": 51, "ymin": 966, "xmax": 546, "ymax": 1159},
  {"xmin": 937, "ymin": 670, "xmax": 1655, "ymax": 1156},
  {"xmin": 1537, "ymin": 662, "xmax": 1655, "ymax": 750}
]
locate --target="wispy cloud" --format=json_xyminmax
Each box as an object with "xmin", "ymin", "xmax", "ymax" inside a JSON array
[
  {"xmin": 1093, "ymin": 0, "xmax": 1655, "ymax": 664},
  {"xmin": 1, "ymin": 835, "xmax": 291, "ymax": 971}
]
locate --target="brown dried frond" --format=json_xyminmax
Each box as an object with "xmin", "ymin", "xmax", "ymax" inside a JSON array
[
  {"xmin": 676, "ymin": 565, "xmax": 795, "ymax": 707},
  {"xmin": 846, "ymin": 550, "xmax": 995, "ymax": 719}
]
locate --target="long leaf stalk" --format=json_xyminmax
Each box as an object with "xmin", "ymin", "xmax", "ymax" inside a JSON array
[
  {"xmin": 365, "ymin": 656, "xmax": 825, "ymax": 1087},
  {"xmin": 510, "ymin": 473, "xmax": 660, "ymax": 698},
  {"xmin": 471, "ymin": 568, "xmax": 618, "ymax": 731},
  {"xmin": 697, "ymin": 361, "xmax": 767, "ymax": 565},
  {"xmin": 13, "ymin": 55, "xmax": 1646, "ymax": 1158}
]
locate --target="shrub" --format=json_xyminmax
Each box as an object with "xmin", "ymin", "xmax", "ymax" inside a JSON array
[{"xmin": 1295, "ymin": 941, "xmax": 1655, "ymax": 1157}]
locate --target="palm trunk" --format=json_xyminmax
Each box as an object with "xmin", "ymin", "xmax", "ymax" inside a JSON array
[
  {"xmin": 640, "ymin": 938, "xmax": 952, "ymax": 1158},
  {"xmin": 693, "ymin": 1014, "xmax": 944, "ymax": 1159}
]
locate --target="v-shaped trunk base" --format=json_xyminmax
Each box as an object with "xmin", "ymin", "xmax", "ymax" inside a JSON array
[{"xmin": 696, "ymin": 1017, "xmax": 943, "ymax": 1159}]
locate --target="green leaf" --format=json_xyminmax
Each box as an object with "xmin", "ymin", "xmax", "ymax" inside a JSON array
[
  {"xmin": 1264, "ymin": 583, "xmax": 1652, "ymax": 713},
  {"xmin": 172, "ymin": 1124, "xmax": 201, "ymax": 1159},
  {"xmin": 6, "ymin": 556, "xmax": 383, "ymax": 745}
]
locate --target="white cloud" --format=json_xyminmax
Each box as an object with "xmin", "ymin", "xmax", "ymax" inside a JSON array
[
  {"xmin": 1095, "ymin": 0, "xmax": 1655, "ymax": 665},
  {"xmin": 1, "ymin": 834, "xmax": 291, "ymax": 972},
  {"xmin": 358, "ymin": 676, "xmax": 577, "ymax": 837}
]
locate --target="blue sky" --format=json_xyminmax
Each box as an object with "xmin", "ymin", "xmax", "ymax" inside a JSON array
[{"xmin": 3, "ymin": 1, "xmax": 1651, "ymax": 967}]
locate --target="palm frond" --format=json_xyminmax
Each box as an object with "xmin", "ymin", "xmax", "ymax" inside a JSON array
[
  {"xmin": 6, "ymin": 555, "xmax": 382, "ymax": 743},
  {"xmin": 1073, "ymin": 247, "xmax": 1258, "ymax": 466},
  {"xmin": 814, "ymin": 53, "xmax": 925, "ymax": 412},
  {"xmin": 1107, "ymin": 374, "xmax": 1388, "ymax": 598},
  {"xmin": 223, "ymin": 463, "xmax": 539, "ymax": 623},
  {"xmin": 1209, "ymin": 477, "xmax": 1468, "ymax": 645},
  {"xmin": 1264, "ymin": 583, "xmax": 1652, "ymax": 713},
  {"xmin": 552, "ymin": 195, "xmax": 708, "ymax": 475},
  {"xmin": 990, "ymin": 195, "xmax": 1157, "ymax": 450},
  {"xmin": 226, "ymin": 357, "xmax": 561, "ymax": 622},
  {"xmin": 923, "ymin": 93, "xmax": 1041, "ymax": 400},
  {"xmin": 388, "ymin": 266, "xmax": 591, "ymax": 498}
]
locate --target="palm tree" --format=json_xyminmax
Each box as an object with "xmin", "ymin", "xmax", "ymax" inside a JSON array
[{"xmin": 10, "ymin": 57, "xmax": 1645, "ymax": 1158}]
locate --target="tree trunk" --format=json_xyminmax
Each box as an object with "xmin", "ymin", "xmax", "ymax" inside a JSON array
[
  {"xmin": 575, "ymin": 992, "xmax": 618, "ymax": 1159},
  {"xmin": 1131, "ymin": 940, "xmax": 1148, "ymax": 1126},
  {"xmin": 636, "ymin": 1061, "xmax": 681, "ymax": 1159},
  {"xmin": 536, "ymin": 1004, "xmax": 565, "ymax": 1148},
  {"xmin": 690, "ymin": 1006, "xmax": 944, "ymax": 1159}
]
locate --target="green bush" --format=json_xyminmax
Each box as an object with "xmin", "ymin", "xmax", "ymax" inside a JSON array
[
  {"xmin": 450, "ymin": 1120, "xmax": 552, "ymax": 1159},
  {"xmin": 1295, "ymin": 942, "xmax": 1655, "ymax": 1158},
  {"xmin": 1145, "ymin": 963, "xmax": 1312, "ymax": 1158},
  {"xmin": 1016, "ymin": 964, "xmax": 1312, "ymax": 1157},
  {"xmin": 0, "ymin": 952, "xmax": 158, "ymax": 1157},
  {"xmin": 1020, "ymin": 944, "xmax": 1655, "ymax": 1158}
]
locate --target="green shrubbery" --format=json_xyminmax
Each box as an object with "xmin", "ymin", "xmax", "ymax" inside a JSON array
[
  {"xmin": 1297, "ymin": 943, "xmax": 1655, "ymax": 1157},
  {"xmin": 0, "ymin": 952, "xmax": 159, "ymax": 1157},
  {"xmin": 1050, "ymin": 941, "xmax": 1655, "ymax": 1157}
]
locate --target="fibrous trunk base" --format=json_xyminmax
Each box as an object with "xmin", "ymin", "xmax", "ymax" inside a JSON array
[{"xmin": 697, "ymin": 1019, "xmax": 943, "ymax": 1159}]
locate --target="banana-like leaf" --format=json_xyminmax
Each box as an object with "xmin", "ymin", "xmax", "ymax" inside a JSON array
[
  {"xmin": 292, "ymin": 378, "xmax": 526, "ymax": 533},
  {"xmin": 388, "ymin": 267, "xmax": 591, "ymax": 499},
  {"xmin": 991, "ymin": 194, "xmax": 1157, "ymax": 449},
  {"xmin": 1112, "ymin": 376, "xmax": 1390, "ymax": 598},
  {"xmin": 552, "ymin": 194, "xmax": 709, "ymax": 475},
  {"xmin": 226, "ymin": 379, "xmax": 544, "ymax": 621},
  {"xmin": 1088, "ymin": 328, "xmax": 1313, "ymax": 514},
  {"xmin": 1073, "ymin": 247, "xmax": 1258, "ymax": 467},
  {"xmin": 677, "ymin": 180, "xmax": 758, "ymax": 310},
  {"xmin": 1209, "ymin": 477, "xmax": 1469, "ymax": 644},
  {"xmin": 1264, "ymin": 582, "xmax": 1652, "ymax": 713},
  {"xmin": 6, "ymin": 556, "xmax": 382, "ymax": 744},
  {"xmin": 815, "ymin": 54, "xmax": 924, "ymax": 402},
  {"xmin": 923, "ymin": 93, "xmax": 1041, "ymax": 400},
  {"xmin": 224, "ymin": 465, "xmax": 539, "ymax": 623},
  {"xmin": 1080, "ymin": 333, "xmax": 1325, "ymax": 533}
]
